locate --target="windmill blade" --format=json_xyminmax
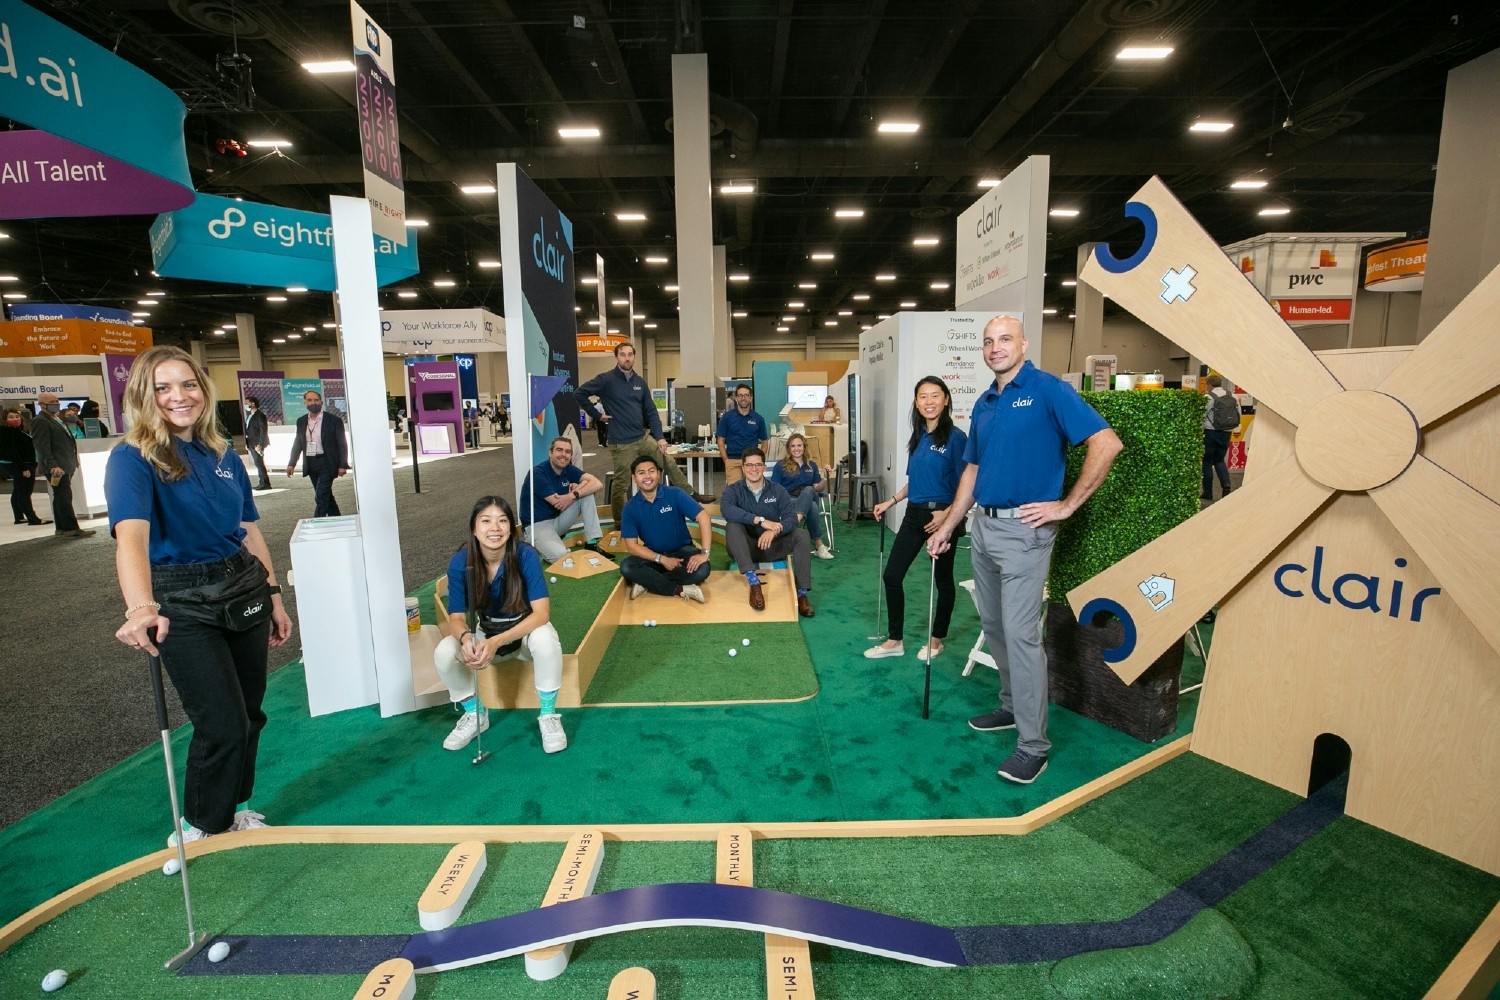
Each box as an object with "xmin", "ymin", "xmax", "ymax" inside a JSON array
[
  {"xmin": 1079, "ymin": 177, "xmax": 1343, "ymax": 428},
  {"xmin": 1369, "ymin": 455, "xmax": 1500, "ymax": 659},
  {"xmin": 1375, "ymin": 260, "xmax": 1500, "ymax": 428},
  {"xmin": 1067, "ymin": 454, "xmax": 1335, "ymax": 684}
]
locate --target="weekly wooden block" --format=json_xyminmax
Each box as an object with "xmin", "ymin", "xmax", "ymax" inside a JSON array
[
  {"xmin": 765, "ymin": 934, "xmax": 817, "ymax": 1000},
  {"xmin": 525, "ymin": 829, "xmax": 607, "ymax": 981},
  {"xmin": 617, "ymin": 565, "xmax": 800, "ymax": 625},
  {"xmin": 416, "ymin": 841, "xmax": 487, "ymax": 931},
  {"xmin": 352, "ymin": 958, "xmax": 415, "ymax": 1000},
  {"xmin": 606, "ymin": 967, "xmax": 657, "ymax": 1000},
  {"xmin": 716, "ymin": 826, "xmax": 753, "ymax": 886}
]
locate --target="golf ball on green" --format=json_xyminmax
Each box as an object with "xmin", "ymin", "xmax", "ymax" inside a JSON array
[
  {"xmin": 742, "ymin": 638, "xmax": 750, "ymax": 646},
  {"xmin": 728, "ymin": 649, "xmax": 737, "ymax": 657},
  {"xmin": 208, "ymin": 941, "xmax": 231, "ymax": 963},
  {"xmin": 162, "ymin": 857, "xmax": 181, "ymax": 876},
  {"xmin": 550, "ymin": 576, "xmax": 558, "ymax": 583},
  {"xmin": 41, "ymin": 969, "xmax": 67, "ymax": 992}
]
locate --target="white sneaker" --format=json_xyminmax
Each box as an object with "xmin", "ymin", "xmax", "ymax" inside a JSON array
[
  {"xmin": 230, "ymin": 809, "xmax": 268, "ymax": 832},
  {"xmin": 863, "ymin": 642, "xmax": 904, "ymax": 659},
  {"xmin": 916, "ymin": 642, "xmax": 944, "ymax": 662},
  {"xmin": 167, "ymin": 821, "xmax": 212, "ymax": 848},
  {"xmin": 814, "ymin": 541, "xmax": 835, "ymax": 560},
  {"xmin": 443, "ymin": 708, "xmax": 490, "ymax": 750},
  {"xmin": 680, "ymin": 584, "xmax": 706, "ymax": 603},
  {"xmin": 538, "ymin": 713, "xmax": 568, "ymax": 753},
  {"xmin": 628, "ymin": 583, "xmax": 646, "ymax": 600}
]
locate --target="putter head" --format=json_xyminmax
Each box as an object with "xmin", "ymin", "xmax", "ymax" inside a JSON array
[
  {"xmin": 471, "ymin": 750, "xmax": 492, "ymax": 766},
  {"xmin": 164, "ymin": 930, "xmax": 212, "ymax": 971}
]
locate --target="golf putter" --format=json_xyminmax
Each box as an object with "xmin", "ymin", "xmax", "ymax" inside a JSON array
[
  {"xmin": 148, "ymin": 652, "xmax": 212, "ymax": 971},
  {"xmin": 470, "ymin": 641, "xmax": 491, "ymax": 766},
  {"xmin": 869, "ymin": 510, "xmax": 887, "ymax": 641},
  {"xmin": 922, "ymin": 555, "xmax": 937, "ymax": 720}
]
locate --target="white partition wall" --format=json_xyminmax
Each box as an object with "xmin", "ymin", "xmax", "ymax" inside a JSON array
[{"xmin": 955, "ymin": 154, "xmax": 1050, "ymax": 368}]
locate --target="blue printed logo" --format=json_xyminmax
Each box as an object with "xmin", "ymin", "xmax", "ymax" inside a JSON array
[{"xmin": 1273, "ymin": 546, "xmax": 1440, "ymax": 622}]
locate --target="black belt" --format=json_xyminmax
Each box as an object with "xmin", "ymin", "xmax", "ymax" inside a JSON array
[
  {"xmin": 911, "ymin": 500, "xmax": 944, "ymax": 510},
  {"xmin": 980, "ymin": 506, "xmax": 1023, "ymax": 519}
]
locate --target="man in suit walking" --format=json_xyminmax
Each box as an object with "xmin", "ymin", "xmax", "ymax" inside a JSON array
[
  {"xmin": 285, "ymin": 389, "xmax": 349, "ymax": 517},
  {"xmin": 32, "ymin": 392, "xmax": 95, "ymax": 538},
  {"xmin": 244, "ymin": 396, "xmax": 272, "ymax": 491}
]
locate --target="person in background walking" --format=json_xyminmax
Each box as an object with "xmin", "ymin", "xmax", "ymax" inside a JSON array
[
  {"xmin": 0, "ymin": 408, "xmax": 49, "ymax": 526},
  {"xmin": 31, "ymin": 391, "xmax": 94, "ymax": 538}
]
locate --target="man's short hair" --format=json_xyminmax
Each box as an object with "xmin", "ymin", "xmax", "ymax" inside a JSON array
[
  {"xmin": 245, "ymin": 396, "xmax": 259, "ymax": 407},
  {"xmin": 303, "ymin": 390, "xmax": 323, "ymax": 401},
  {"xmin": 630, "ymin": 453, "xmax": 661, "ymax": 474},
  {"xmin": 740, "ymin": 447, "xmax": 766, "ymax": 463},
  {"xmin": 734, "ymin": 385, "xmax": 752, "ymax": 396},
  {"xmin": 550, "ymin": 436, "xmax": 573, "ymax": 451},
  {"xmin": 1206, "ymin": 375, "xmax": 1223, "ymax": 388},
  {"xmin": 614, "ymin": 341, "xmax": 635, "ymax": 357}
]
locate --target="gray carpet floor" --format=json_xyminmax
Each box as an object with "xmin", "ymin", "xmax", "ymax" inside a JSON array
[{"xmin": 0, "ymin": 438, "xmax": 632, "ymax": 832}]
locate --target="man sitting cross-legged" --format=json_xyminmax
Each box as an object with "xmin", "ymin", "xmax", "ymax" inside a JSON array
[
  {"xmin": 518, "ymin": 436, "xmax": 612, "ymax": 563},
  {"xmin": 618, "ymin": 454, "xmax": 712, "ymax": 603},
  {"xmin": 720, "ymin": 448, "xmax": 815, "ymax": 618}
]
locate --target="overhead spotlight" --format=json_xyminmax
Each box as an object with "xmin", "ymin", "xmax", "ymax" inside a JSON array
[
  {"xmin": 615, "ymin": 211, "xmax": 647, "ymax": 222},
  {"xmin": 720, "ymin": 182, "xmax": 756, "ymax": 194},
  {"xmin": 460, "ymin": 183, "xmax": 497, "ymax": 195},
  {"xmin": 1230, "ymin": 179, "xmax": 1269, "ymax": 190},
  {"xmin": 303, "ymin": 59, "xmax": 356, "ymax": 74},
  {"xmin": 834, "ymin": 208, "xmax": 865, "ymax": 218},
  {"xmin": 1116, "ymin": 45, "xmax": 1173, "ymax": 60},
  {"xmin": 558, "ymin": 126, "xmax": 601, "ymax": 139},
  {"xmin": 877, "ymin": 121, "xmax": 920, "ymax": 134},
  {"xmin": 1189, "ymin": 120, "xmax": 1234, "ymax": 133},
  {"xmin": 1048, "ymin": 208, "xmax": 1080, "ymax": 218}
]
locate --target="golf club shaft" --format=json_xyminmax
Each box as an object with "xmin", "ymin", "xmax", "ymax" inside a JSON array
[
  {"xmin": 149, "ymin": 653, "xmax": 199, "ymax": 946},
  {"xmin": 870, "ymin": 512, "xmax": 886, "ymax": 640},
  {"xmin": 922, "ymin": 554, "xmax": 936, "ymax": 719}
]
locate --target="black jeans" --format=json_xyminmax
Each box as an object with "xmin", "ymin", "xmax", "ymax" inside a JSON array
[
  {"xmin": 249, "ymin": 447, "xmax": 270, "ymax": 488},
  {"xmin": 305, "ymin": 454, "xmax": 341, "ymax": 517},
  {"xmin": 49, "ymin": 470, "xmax": 80, "ymax": 532},
  {"xmin": 1202, "ymin": 430, "xmax": 1231, "ymax": 497},
  {"xmin": 620, "ymin": 545, "xmax": 711, "ymax": 595},
  {"xmin": 154, "ymin": 550, "xmax": 271, "ymax": 834},
  {"xmin": 9, "ymin": 463, "xmax": 39, "ymax": 522},
  {"xmin": 883, "ymin": 505, "xmax": 961, "ymax": 642}
]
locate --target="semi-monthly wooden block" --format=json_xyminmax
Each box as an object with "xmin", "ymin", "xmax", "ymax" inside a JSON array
[
  {"xmin": 416, "ymin": 841, "xmax": 486, "ymax": 931},
  {"xmin": 352, "ymin": 958, "xmax": 414, "ymax": 1000},
  {"xmin": 717, "ymin": 824, "xmax": 817, "ymax": 1000},
  {"xmin": 606, "ymin": 966, "xmax": 657, "ymax": 1000},
  {"xmin": 525, "ymin": 829, "xmax": 606, "ymax": 981}
]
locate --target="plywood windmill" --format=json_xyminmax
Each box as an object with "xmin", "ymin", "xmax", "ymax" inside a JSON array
[{"xmin": 1067, "ymin": 178, "xmax": 1500, "ymax": 875}]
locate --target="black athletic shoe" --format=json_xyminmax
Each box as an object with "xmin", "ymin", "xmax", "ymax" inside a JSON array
[
  {"xmin": 968, "ymin": 708, "xmax": 1016, "ymax": 732},
  {"xmin": 997, "ymin": 750, "xmax": 1048, "ymax": 784},
  {"xmin": 581, "ymin": 541, "xmax": 615, "ymax": 562}
]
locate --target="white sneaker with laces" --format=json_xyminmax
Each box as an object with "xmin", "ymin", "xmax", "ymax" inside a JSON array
[
  {"xmin": 443, "ymin": 708, "xmax": 490, "ymax": 750},
  {"xmin": 814, "ymin": 541, "xmax": 835, "ymax": 560},
  {"xmin": 167, "ymin": 821, "xmax": 212, "ymax": 848},
  {"xmin": 863, "ymin": 642, "xmax": 904, "ymax": 659},
  {"xmin": 538, "ymin": 713, "xmax": 568, "ymax": 753},
  {"xmin": 231, "ymin": 809, "xmax": 268, "ymax": 832},
  {"xmin": 628, "ymin": 583, "xmax": 646, "ymax": 600},
  {"xmin": 680, "ymin": 584, "xmax": 706, "ymax": 603}
]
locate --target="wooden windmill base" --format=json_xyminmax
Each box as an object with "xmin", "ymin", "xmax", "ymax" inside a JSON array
[{"xmin": 1045, "ymin": 604, "xmax": 1184, "ymax": 743}]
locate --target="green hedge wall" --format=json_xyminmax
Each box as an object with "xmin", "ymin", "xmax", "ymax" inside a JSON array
[{"xmin": 1046, "ymin": 389, "xmax": 1204, "ymax": 602}]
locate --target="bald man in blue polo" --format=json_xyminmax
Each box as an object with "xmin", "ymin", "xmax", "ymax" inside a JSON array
[{"xmin": 927, "ymin": 315, "xmax": 1122, "ymax": 785}]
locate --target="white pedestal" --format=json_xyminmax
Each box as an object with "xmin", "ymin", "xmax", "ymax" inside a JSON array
[{"xmin": 289, "ymin": 516, "xmax": 379, "ymax": 716}]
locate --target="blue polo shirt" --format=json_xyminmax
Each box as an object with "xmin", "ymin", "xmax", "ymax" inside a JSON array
[
  {"xmin": 445, "ymin": 543, "xmax": 549, "ymax": 615},
  {"xmin": 574, "ymin": 367, "xmax": 662, "ymax": 444},
  {"xmin": 907, "ymin": 427, "xmax": 968, "ymax": 504},
  {"xmin": 716, "ymin": 408, "xmax": 769, "ymax": 457},
  {"xmin": 963, "ymin": 362, "xmax": 1109, "ymax": 508},
  {"xmin": 518, "ymin": 460, "xmax": 584, "ymax": 526},
  {"xmin": 105, "ymin": 440, "xmax": 258, "ymax": 565},
  {"xmin": 769, "ymin": 459, "xmax": 821, "ymax": 495},
  {"xmin": 621, "ymin": 486, "xmax": 703, "ymax": 553}
]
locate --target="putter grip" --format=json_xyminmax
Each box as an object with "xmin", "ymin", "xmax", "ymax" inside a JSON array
[{"xmin": 147, "ymin": 652, "xmax": 172, "ymax": 730}]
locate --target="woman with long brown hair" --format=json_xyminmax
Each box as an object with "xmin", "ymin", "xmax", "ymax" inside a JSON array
[
  {"xmin": 107, "ymin": 346, "xmax": 292, "ymax": 845},
  {"xmin": 770, "ymin": 432, "xmax": 834, "ymax": 560},
  {"xmin": 433, "ymin": 495, "xmax": 568, "ymax": 754}
]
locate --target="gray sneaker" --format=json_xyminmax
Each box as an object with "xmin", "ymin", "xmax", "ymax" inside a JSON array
[
  {"xmin": 680, "ymin": 584, "xmax": 706, "ymax": 603},
  {"xmin": 997, "ymin": 749, "xmax": 1048, "ymax": 784},
  {"xmin": 968, "ymin": 708, "xmax": 1016, "ymax": 731},
  {"xmin": 628, "ymin": 583, "xmax": 646, "ymax": 600}
]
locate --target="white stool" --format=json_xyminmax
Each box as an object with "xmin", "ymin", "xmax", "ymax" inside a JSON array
[{"xmin": 958, "ymin": 579, "xmax": 997, "ymax": 676}]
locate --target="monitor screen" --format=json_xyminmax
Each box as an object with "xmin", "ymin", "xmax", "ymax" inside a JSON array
[
  {"xmin": 420, "ymin": 390, "xmax": 456, "ymax": 412},
  {"xmin": 787, "ymin": 384, "xmax": 827, "ymax": 408}
]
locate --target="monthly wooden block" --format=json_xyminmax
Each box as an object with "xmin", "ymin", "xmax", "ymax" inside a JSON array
[
  {"xmin": 525, "ymin": 829, "xmax": 607, "ymax": 981},
  {"xmin": 717, "ymin": 825, "xmax": 753, "ymax": 886},
  {"xmin": 352, "ymin": 958, "xmax": 415, "ymax": 1000},
  {"xmin": 606, "ymin": 967, "xmax": 657, "ymax": 1000},
  {"xmin": 416, "ymin": 841, "xmax": 487, "ymax": 931}
]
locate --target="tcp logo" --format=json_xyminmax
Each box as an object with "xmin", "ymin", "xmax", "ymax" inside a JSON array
[
  {"xmin": 208, "ymin": 207, "xmax": 247, "ymax": 239},
  {"xmin": 364, "ymin": 20, "xmax": 381, "ymax": 55}
]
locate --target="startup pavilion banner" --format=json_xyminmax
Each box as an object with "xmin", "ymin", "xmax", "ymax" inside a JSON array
[{"xmin": 497, "ymin": 164, "xmax": 581, "ymax": 491}]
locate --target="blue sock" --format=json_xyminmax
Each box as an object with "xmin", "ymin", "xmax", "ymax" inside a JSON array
[
  {"xmin": 746, "ymin": 570, "xmax": 761, "ymax": 586},
  {"xmin": 461, "ymin": 696, "xmax": 478, "ymax": 712},
  {"xmin": 797, "ymin": 588, "xmax": 808, "ymax": 597},
  {"xmin": 538, "ymin": 689, "xmax": 558, "ymax": 715}
]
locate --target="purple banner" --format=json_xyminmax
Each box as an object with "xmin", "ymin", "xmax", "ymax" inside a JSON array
[
  {"xmin": 407, "ymin": 361, "xmax": 463, "ymax": 454},
  {"xmin": 237, "ymin": 370, "xmax": 285, "ymax": 425},
  {"xmin": 0, "ymin": 130, "xmax": 193, "ymax": 220},
  {"xmin": 102, "ymin": 353, "xmax": 135, "ymax": 432}
]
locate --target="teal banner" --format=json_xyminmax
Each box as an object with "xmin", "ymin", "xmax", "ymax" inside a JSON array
[
  {"xmin": 150, "ymin": 193, "xmax": 419, "ymax": 290},
  {"xmin": 0, "ymin": 0, "xmax": 192, "ymax": 217},
  {"xmin": 281, "ymin": 379, "xmax": 324, "ymax": 423}
]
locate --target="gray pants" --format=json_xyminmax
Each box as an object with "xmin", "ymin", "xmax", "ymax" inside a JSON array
[
  {"xmin": 724, "ymin": 521, "xmax": 812, "ymax": 592},
  {"xmin": 525, "ymin": 494, "xmax": 603, "ymax": 562},
  {"xmin": 607, "ymin": 437, "xmax": 692, "ymax": 516},
  {"xmin": 969, "ymin": 515, "xmax": 1057, "ymax": 756}
]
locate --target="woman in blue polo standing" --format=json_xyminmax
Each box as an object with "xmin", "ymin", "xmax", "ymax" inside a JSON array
[
  {"xmin": 109, "ymin": 346, "xmax": 293, "ymax": 845},
  {"xmin": 866, "ymin": 376, "xmax": 967, "ymax": 662}
]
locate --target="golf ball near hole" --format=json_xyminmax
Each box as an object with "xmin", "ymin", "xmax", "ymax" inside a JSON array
[
  {"xmin": 208, "ymin": 941, "xmax": 231, "ymax": 963},
  {"xmin": 550, "ymin": 576, "xmax": 558, "ymax": 583},
  {"xmin": 41, "ymin": 969, "xmax": 67, "ymax": 992},
  {"xmin": 728, "ymin": 648, "xmax": 737, "ymax": 657},
  {"xmin": 162, "ymin": 857, "xmax": 181, "ymax": 876},
  {"xmin": 742, "ymin": 638, "xmax": 750, "ymax": 646}
]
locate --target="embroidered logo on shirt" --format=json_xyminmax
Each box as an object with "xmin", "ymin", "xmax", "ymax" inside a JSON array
[
  {"xmin": 929, "ymin": 443, "xmax": 948, "ymax": 454},
  {"xmin": 215, "ymin": 466, "xmax": 236, "ymax": 480},
  {"xmin": 1012, "ymin": 397, "xmax": 1034, "ymax": 408},
  {"xmin": 657, "ymin": 504, "xmax": 674, "ymax": 513}
]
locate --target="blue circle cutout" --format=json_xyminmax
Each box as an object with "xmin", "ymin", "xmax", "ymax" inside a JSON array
[
  {"xmin": 1092, "ymin": 201, "xmax": 1159, "ymax": 274},
  {"xmin": 1077, "ymin": 598, "xmax": 1137, "ymax": 663}
]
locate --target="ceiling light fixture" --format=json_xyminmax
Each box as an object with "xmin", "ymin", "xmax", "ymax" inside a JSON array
[
  {"xmin": 834, "ymin": 208, "xmax": 865, "ymax": 218},
  {"xmin": 912, "ymin": 236, "xmax": 940, "ymax": 246},
  {"xmin": 557, "ymin": 126, "xmax": 601, "ymax": 139},
  {"xmin": 459, "ymin": 183, "xmax": 496, "ymax": 195},
  {"xmin": 797, "ymin": 282, "xmax": 817, "ymax": 289},
  {"xmin": 433, "ymin": 279, "xmax": 456, "ymax": 288},
  {"xmin": 405, "ymin": 218, "xmax": 429, "ymax": 227},
  {"xmin": 875, "ymin": 273, "xmax": 897, "ymax": 282},
  {"xmin": 288, "ymin": 333, "xmax": 302, "ymax": 340},
  {"xmin": 286, "ymin": 285, "xmax": 308, "ymax": 293},
  {"xmin": 266, "ymin": 295, "xmax": 287, "ymax": 302},
  {"xmin": 303, "ymin": 59, "xmax": 356, "ymax": 74},
  {"xmin": 146, "ymin": 290, "xmax": 166, "ymax": 297},
  {"xmin": 732, "ymin": 311, "xmax": 747, "ymax": 318},
  {"xmin": 272, "ymin": 337, "xmax": 286, "ymax": 344},
  {"xmin": 781, "ymin": 315, "xmax": 797, "ymax": 322},
  {"xmin": 644, "ymin": 256, "xmax": 669, "ymax": 264},
  {"xmin": 838, "ymin": 310, "xmax": 852, "ymax": 316},
  {"xmin": 587, "ymin": 320, "xmax": 601, "ymax": 327},
  {"xmin": 611, "ymin": 298, "xmax": 629, "ymax": 306},
  {"xmin": 322, "ymin": 322, "xmax": 336, "ymax": 328},
  {"xmin": 136, "ymin": 299, "xmax": 156, "ymax": 306},
  {"xmin": 477, "ymin": 260, "xmax": 501, "ymax": 269},
  {"xmin": 644, "ymin": 322, "xmax": 658, "ymax": 329},
  {"xmin": 729, "ymin": 273, "xmax": 750, "ymax": 282},
  {"xmin": 615, "ymin": 211, "xmax": 647, "ymax": 221},
  {"xmin": 929, "ymin": 281, "xmax": 950, "ymax": 290},
  {"xmin": 1258, "ymin": 206, "xmax": 1292, "ymax": 216},
  {"xmin": 1043, "ymin": 307, "xmax": 1058, "ymax": 315},
  {"xmin": 1061, "ymin": 279, "xmax": 1078, "ymax": 286},
  {"xmin": 720, "ymin": 182, "xmax": 756, "ymax": 194},
  {"xmin": 852, "ymin": 293, "xmax": 870, "ymax": 301},
  {"xmin": 1116, "ymin": 45, "xmax": 1173, "ymax": 60},
  {"xmin": 246, "ymin": 139, "xmax": 292, "ymax": 148},
  {"xmin": 809, "ymin": 252, "xmax": 835, "ymax": 261},
  {"xmin": 1230, "ymin": 179, "xmax": 1269, "ymax": 190},
  {"xmin": 1049, "ymin": 208, "xmax": 1080, "ymax": 218},
  {"xmin": 824, "ymin": 319, "xmax": 839, "ymax": 327},
  {"xmin": 877, "ymin": 121, "xmax": 920, "ymax": 134},
  {"xmin": 397, "ymin": 291, "xmax": 419, "ymax": 298},
  {"xmin": 3, "ymin": 293, "xmax": 27, "ymax": 300},
  {"xmin": 665, "ymin": 284, "xmax": 679, "ymax": 292},
  {"xmin": 1190, "ymin": 120, "xmax": 1234, "ymax": 133},
  {"xmin": 302, "ymin": 326, "xmax": 316, "ymax": 332},
  {"xmin": 580, "ymin": 277, "xmax": 598, "ymax": 285},
  {"xmin": 900, "ymin": 301, "xmax": 917, "ymax": 308},
  {"xmin": 776, "ymin": 325, "xmax": 789, "ymax": 332},
  {"xmin": 977, "ymin": 177, "xmax": 1000, "ymax": 188},
  {"xmin": 787, "ymin": 300, "xmax": 805, "ymax": 308}
]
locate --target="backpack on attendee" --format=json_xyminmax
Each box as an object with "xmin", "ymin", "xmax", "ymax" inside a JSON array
[{"xmin": 1209, "ymin": 390, "xmax": 1241, "ymax": 431}]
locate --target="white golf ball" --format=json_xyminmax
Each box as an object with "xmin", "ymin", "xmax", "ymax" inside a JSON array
[
  {"xmin": 550, "ymin": 576, "xmax": 558, "ymax": 583},
  {"xmin": 41, "ymin": 969, "xmax": 67, "ymax": 992},
  {"xmin": 648, "ymin": 619, "xmax": 657, "ymax": 627},
  {"xmin": 728, "ymin": 648, "xmax": 738, "ymax": 657},
  {"xmin": 208, "ymin": 941, "xmax": 231, "ymax": 964},
  {"xmin": 162, "ymin": 857, "xmax": 181, "ymax": 876},
  {"xmin": 742, "ymin": 638, "xmax": 750, "ymax": 647}
]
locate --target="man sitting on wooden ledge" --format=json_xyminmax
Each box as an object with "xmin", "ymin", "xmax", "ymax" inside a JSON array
[
  {"xmin": 618, "ymin": 454, "xmax": 712, "ymax": 603},
  {"xmin": 720, "ymin": 448, "xmax": 815, "ymax": 618}
]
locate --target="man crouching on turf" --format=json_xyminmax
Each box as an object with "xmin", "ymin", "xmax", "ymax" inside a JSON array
[
  {"xmin": 619, "ymin": 454, "xmax": 713, "ymax": 602},
  {"xmin": 720, "ymin": 447, "xmax": 815, "ymax": 618}
]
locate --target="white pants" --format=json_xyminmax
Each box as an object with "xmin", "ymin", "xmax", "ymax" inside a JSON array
[
  {"xmin": 434, "ymin": 623, "xmax": 564, "ymax": 702},
  {"xmin": 525, "ymin": 494, "xmax": 603, "ymax": 562}
]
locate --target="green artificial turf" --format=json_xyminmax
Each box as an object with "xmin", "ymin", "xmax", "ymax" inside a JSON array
[
  {"xmin": 583, "ymin": 621, "xmax": 818, "ymax": 704},
  {"xmin": 1049, "ymin": 910, "xmax": 1258, "ymax": 1000}
]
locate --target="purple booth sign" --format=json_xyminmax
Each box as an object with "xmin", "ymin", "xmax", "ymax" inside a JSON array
[{"xmin": 0, "ymin": 131, "xmax": 193, "ymax": 220}]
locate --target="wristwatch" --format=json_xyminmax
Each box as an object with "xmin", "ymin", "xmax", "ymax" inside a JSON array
[
  {"xmin": 754, "ymin": 515, "xmax": 764, "ymax": 526},
  {"xmin": 268, "ymin": 585, "xmax": 282, "ymax": 595}
]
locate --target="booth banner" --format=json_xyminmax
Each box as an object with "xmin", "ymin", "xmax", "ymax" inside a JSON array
[
  {"xmin": 909, "ymin": 313, "xmax": 993, "ymax": 427},
  {"xmin": 455, "ymin": 354, "xmax": 478, "ymax": 403},
  {"xmin": 149, "ymin": 192, "xmax": 419, "ymax": 291},
  {"xmin": 0, "ymin": 0, "xmax": 193, "ymax": 219},
  {"xmin": 955, "ymin": 156, "xmax": 1044, "ymax": 306},
  {"xmin": 237, "ymin": 371, "xmax": 285, "ymax": 423},
  {"xmin": 407, "ymin": 360, "xmax": 463, "ymax": 454},
  {"xmin": 281, "ymin": 378, "xmax": 323, "ymax": 424},
  {"xmin": 1268, "ymin": 298, "xmax": 1353, "ymax": 324},
  {"xmin": 0, "ymin": 318, "xmax": 152, "ymax": 359},
  {"xmin": 318, "ymin": 370, "xmax": 348, "ymax": 421},
  {"xmin": 1264, "ymin": 243, "xmax": 1357, "ymax": 298},
  {"xmin": 7, "ymin": 302, "xmax": 134, "ymax": 324},
  {"xmin": 1364, "ymin": 238, "xmax": 1427, "ymax": 292},
  {"xmin": 350, "ymin": 1, "xmax": 405, "ymax": 245},
  {"xmin": 0, "ymin": 373, "xmax": 96, "ymax": 398},
  {"xmin": 578, "ymin": 333, "xmax": 627, "ymax": 353},
  {"xmin": 103, "ymin": 352, "xmax": 134, "ymax": 432},
  {"xmin": 379, "ymin": 308, "xmax": 504, "ymax": 353}
]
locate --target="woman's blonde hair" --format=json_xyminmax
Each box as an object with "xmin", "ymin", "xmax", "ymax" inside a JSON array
[
  {"xmin": 781, "ymin": 432, "xmax": 808, "ymax": 476},
  {"xmin": 122, "ymin": 345, "xmax": 228, "ymax": 481}
]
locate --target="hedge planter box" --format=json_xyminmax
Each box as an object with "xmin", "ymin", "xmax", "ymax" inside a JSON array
[{"xmin": 1045, "ymin": 603, "xmax": 1183, "ymax": 742}]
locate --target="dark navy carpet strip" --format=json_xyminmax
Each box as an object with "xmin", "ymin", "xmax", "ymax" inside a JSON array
[{"xmin": 179, "ymin": 777, "xmax": 1346, "ymax": 976}]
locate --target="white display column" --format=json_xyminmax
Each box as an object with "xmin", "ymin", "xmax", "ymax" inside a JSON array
[
  {"xmin": 235, "ymin": 313, "xmax": 261, "ymax": 370},
  {"xmin": 672, "ymin": 53, "xmax": 716, "ymax": 384}
]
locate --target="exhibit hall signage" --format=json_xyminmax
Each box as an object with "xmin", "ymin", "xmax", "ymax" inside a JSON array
[
  {"xmin": 0, "ymin": 317, "xmax": 152, "ymax": 359},
  {"xmin": 0, "ymin": 0, "xmax": 192, "ymax": 218},
  {"xmin": 380, "ymin": 307, "xmax": 504, "ymax": 353},
  {"xmin": 350, "ymin": 1, "xmax": 405, "ymax": 245},
  {"xmin": 1223, "ymin": 231, "xmax": 1400, "ymax": 327},
  {"xmin": 7, "ymin": 301, "xmax": 133, "ymax": 323},
  {"xmin": 1364, "ymin": 238, "xmax": 1426, "ymax": 293},
  {"xmin": 149, "ymin": 193, "xmax": 419, "ymax": 291}
]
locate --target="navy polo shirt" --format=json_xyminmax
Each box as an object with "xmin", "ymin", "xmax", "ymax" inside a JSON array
[
  {"xmin": 716, "ymin": 408, "xmax": 769, "ymax": 457},
  {"xmin": 573, "ymin": 367, "xmax": 662, "ymax": 444},
  {"xmin": 907, "ymin": 427, "xmax": 968, "ymax": 504},
  {"xmin": 105, "ymin": 440, "xmax": 258, "ymax": 565},
  {"xmin": 621, "ymin": 486, "xmax": 703, "ymax": 553},
  {"xmin": 963, "ymin": 361, "xmax": 1109, "ymax": 508},
  {"xmin": 518, "ymin": 460, "xmax": 584, "ymax": 526},
  {"xmin": 769, "ymin": 459, "xmax": 820, "ymax": 495},
  {"xmin": 445, "ymin": 543, "xmax": 549, "ymax": 615}
]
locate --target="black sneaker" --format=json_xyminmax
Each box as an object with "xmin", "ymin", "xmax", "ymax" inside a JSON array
[
  {"xmin": 997, "ymin": 749, "xmax": 1048, "ymax": 784},
  {"xmin": 968, "ymin": 708, "xmax": 1016, "ymax": 732},
  {"xmin": 581, "ymin": 541, "xmax": 615, "ymax": 562}
]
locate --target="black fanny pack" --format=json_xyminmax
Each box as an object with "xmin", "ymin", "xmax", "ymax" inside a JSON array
[
  {"xmin": 477, "ymin": 604, "xmax": 532, "ymax": 656},
  {"xmin": 156, "ymin": 550, "xmax": 273, "ymax": 632}
]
